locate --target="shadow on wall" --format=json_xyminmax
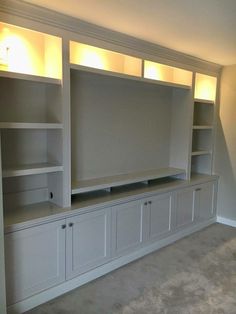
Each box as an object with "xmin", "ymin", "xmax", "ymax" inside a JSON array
[{"xmin": 214, "ymin": 65, "xmax": 236, "ymax": 220}]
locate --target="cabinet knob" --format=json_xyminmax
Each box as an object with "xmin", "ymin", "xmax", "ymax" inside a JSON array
[
  {"xmin": 69, "ymin": 222, "xmax": 74, "ymax": 227},
  {"xmin": 61, "ymin": 224, "xmax": 66, "ymax": 229},
  {"xmin": 144, "ymin": 202, "xmax": 148, "ymax": 206}
]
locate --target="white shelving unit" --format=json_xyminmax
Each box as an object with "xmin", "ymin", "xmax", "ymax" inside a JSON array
[
  {"xmin": 191, "ymin": 74, "xmax": 217, "ymax": 175},
  {"xmin": 0, "ymin": 7, "xmax": 220, "ymax": 314},
  {"xmin": 0, "ymin": 23, "xmax": 64, "ymax": 215}
]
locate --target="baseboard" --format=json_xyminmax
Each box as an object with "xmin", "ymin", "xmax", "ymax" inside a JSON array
[
  {"xmin": 217, "ymin": 216, "xmax": 236, "ymax": 228},
  {"xmin": 7, "ymin": 217, "xmax": 216, "ymax": 314}
]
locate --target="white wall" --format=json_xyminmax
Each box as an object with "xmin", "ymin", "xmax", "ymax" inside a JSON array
[{"xmin": 214, "ymin": 65, "xmax": 236, "ymax": 221}]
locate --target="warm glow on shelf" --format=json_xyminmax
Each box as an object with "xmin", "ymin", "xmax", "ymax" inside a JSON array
[
  {"xmin": 0, "ymin": 22, "xmax": 62, "ymax": 79},
  {"xmin": 70, "ymin": 41, "xmax": 142, "ymax": 77},
  {"xmin": 144, "ymin": 60, "xmax": 192, "ymax": 86},
  {"xmin": 194, "ymin": 73, "xmax": 217, "ymax": 101}
]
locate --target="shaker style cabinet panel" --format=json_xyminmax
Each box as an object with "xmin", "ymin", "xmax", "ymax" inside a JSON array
[
  {"xmin": 194, "ymin": 181, "xmax": 216, "ymax": 221},
  {"xmin": 5, "ymin": 219, "xmax": 66, "ymax": 305},
  {"xmin": 148, "ymin": 193, "xmax": 173, "ymax": 241},
  {"xmin": 111, "ymin": 200, "xmax": 145, "ymax": 257},
  {"xmin": 66, "ymin": 208, "xmax": 112, "ymax": 279},
  {"xmin": 175, "ymin": 187, "xmax": 195, "ymax": 229}
]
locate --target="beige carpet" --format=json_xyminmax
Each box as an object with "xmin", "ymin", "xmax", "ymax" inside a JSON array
[{"xmin": 27, "ymin": 223, "xmax": 236, "ymax": 314}]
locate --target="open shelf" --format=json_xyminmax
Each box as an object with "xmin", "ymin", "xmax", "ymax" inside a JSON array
[
  {"xmin": 70, "ymin": 63, "xmax": 191, "ymax": 90},
  {"xmin": 194, "ymin": 73, "xmax": 217, "ymax": 102},
  {"xmin": 0, "ymin": 122, "xmax": 63, "ymax": 129},
  {"xmin": 2, "ymin": 163, "xmax": 63, "ymax": 178},
  {"xmin": 71, "ymin": 167, "xmax": 186, "ymax": 194},
  {"xmin": 0, "ymin": 22, "xmax": 62, "ymax": 79},
  {"xmin": 70, "ymin": 41, "xmax": 142, "ymax": 77},
  {"xmin": 144, "ymin": 60, "xmax": 192, "ymax": 87}
]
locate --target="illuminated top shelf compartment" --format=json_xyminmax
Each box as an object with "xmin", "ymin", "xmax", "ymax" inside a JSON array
[
  {"xmin": 0, "ymin": 22, "xmax": 62, "ymax": 79},
  {"xmin": 144, "ymin": 60, "xmax": 192, "ymax": 87},
  {"xmin": 194, "ymin": 73, "xmax": 217, "ymax": 101},
  {"xmin": 70, "ymin": 41, "xmax": 142, "ymax": 77}
]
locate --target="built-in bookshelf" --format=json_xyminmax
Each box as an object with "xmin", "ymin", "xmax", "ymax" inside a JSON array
[
  {"xmin": 0, "ymin": 22, "xmax": 64, "ymax": 214},
  {"xmin": 191, "ymin": 73, "xmax": 217, "ymax": 175}
]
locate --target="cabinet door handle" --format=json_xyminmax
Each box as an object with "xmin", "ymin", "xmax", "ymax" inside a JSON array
[
  {"xmin": 61, "ymin": 224, "xmax": 66, "ymax": 229},
  {"xmin": 195, "ymin": 188, "xmax": 201, "ymax": 191},
  {"xmin": 144, "ymin": 202, "xmax": 148, "ymax": 206},
  {"xmin": 148, "ymin": 201, "xmax": 152, "ymax": 205},
  {"xmin": 69, "ymin": 222, "xmax": 74, "ymax": 227}
]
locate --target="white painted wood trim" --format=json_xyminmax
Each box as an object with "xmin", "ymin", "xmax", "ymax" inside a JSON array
[
  {"xmin": 217, "ymin": 216, "xmax": 236, "ymax": 228},
  {"xmin": 7, "ymin": 217, "xmax": 216, "ymax": 314}
]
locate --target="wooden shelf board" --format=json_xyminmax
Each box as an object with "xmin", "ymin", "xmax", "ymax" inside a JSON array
[
  {"xmin": 191, "ymin": 150, "xmax": 212, "ymax": 156},
  {"xmin": 0, "ymin": 70, "xmax": 61, "ymax": 85},
  {"xmin": 0, "ymin": 122, "xmax": 63, "ymax": 129},
  {"xmin": 192, "ymin": 125, "xmax": 213, "ymax": 130},
  {"xmin": 194, "ymin": 98, "xmax": 215, "ymax": 104},
  {"xmin": 2, "ymin": 163, "xmax": 63, "ymax": 178},
  {"xmin": 71, "ymin": 167, "xmax": 186, "ymax": 195},
  {"xmin": 70, "ymin": 64, "xmax": 191, "ymax": 90}
]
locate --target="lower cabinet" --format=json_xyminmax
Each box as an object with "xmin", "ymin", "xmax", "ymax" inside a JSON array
[
  {"xmin": 195, "ymin": 181, "xmax": 217, "ymax": 221},
  {"xmin": 147, "ymin": 193, "xmax": 173, "ymax": 241},
  {"xmin": 174, "ymin": 180, "xmax": 217, "ymax": 230},
  {"xmin": 4, "ymin": 179, "xmax": 217, "ymax": 306},
  {"xmin": 175, "ymin": 186, "xmax": 195, "ymax": 229},
  {"xmin": 111, "ymin": 199, "xmax": 145, "ymax": 257},
  {"xmin": 5, "ymin": 219, "xmax": 66, "ymax": 305},
  {"xmin": 66, "ymin": 207, "xmax": 111, "ymax": 280},
  {"xmin": 111, "ymin": 192, "xmax": 173, "ymax": 257},
  {"xmin": 5, "ymin": 207, "xmax": 112, "ymax": 305}
]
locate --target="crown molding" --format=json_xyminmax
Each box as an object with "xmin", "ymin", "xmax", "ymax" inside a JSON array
[{"xmin": 0, "ymin": 0, "xmax": 222, "ymax": 74}]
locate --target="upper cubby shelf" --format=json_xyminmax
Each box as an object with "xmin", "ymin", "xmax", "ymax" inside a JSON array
[
  {"xmin": 194, "ymin": 73, "xmax": 217, "ymax": 102},
  {"xmin": 70, "ymin": 41, "xmax": 192, "ymax": 89},
  {"xmin": 143, "ymin": 60, "xmax": 192, "ymax": 87},
  {"xmin": 0, "ymin": 22, "xmax": 62, "ymax": 80},
  {"xmin": 70, "ymin": 41, "xmax": 142, "ymax": 77}
]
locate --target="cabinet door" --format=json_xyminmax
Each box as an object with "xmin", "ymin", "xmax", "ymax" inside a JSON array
[
  {"xmin": 148, "ymin": 193, "xmax": 172, "ymax": 241},
  {"xmin": 195, "ymin": 181, "xmax": 216, "ymax": 221},
  {"xmin": 112, "ymin": 199, "xmax": 144, "ymax": 257},
  {"xmin": 66, "ymin": 208, "xmax": 111, "ymax": 279},
  {"xmin": 175, "ymin": 187, "xmax": 195, "ymax": 229},
  {"xmin": 5, "ymin": 219, "xmax": 66, "ymax": 305}
]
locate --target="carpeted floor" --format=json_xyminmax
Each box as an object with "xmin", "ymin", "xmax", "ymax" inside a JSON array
[{"xmin": 26, "ymin": 223, "xmax": 236, "ymax": 314}]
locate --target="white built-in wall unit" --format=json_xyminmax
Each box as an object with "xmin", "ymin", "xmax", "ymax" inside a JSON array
[{"xmin": 0, "ymin": 1, "xmax": 221, "ymax": 313}]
